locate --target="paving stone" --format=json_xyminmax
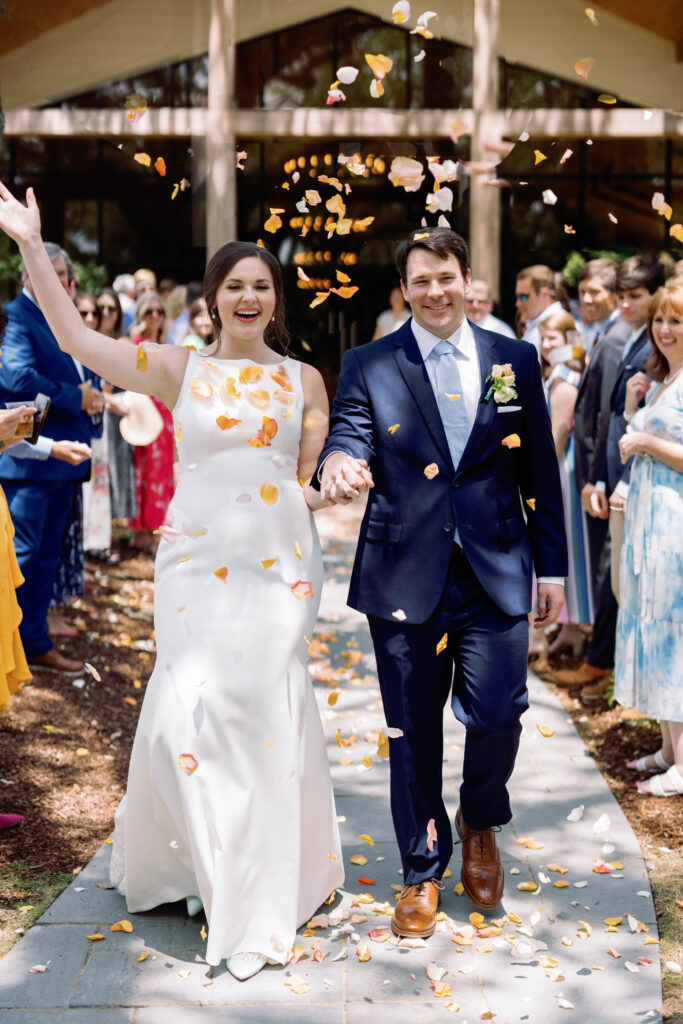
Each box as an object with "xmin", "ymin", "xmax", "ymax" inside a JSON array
[
  {"xmin": 137, "ymin": 1007, "xmax": 344, "ymax": 1023},
  {"xmin": 0, "ymin": 1013, "xmax": 132, "ymax": 1023},
  {"xmin": 0, "ymin": 925, "xmax": 93, "ymax": 1009}
]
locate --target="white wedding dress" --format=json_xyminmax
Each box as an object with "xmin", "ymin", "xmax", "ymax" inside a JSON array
[{"xmin": 110, "ymin": 351, "xmax": 343, "ymax": 966}]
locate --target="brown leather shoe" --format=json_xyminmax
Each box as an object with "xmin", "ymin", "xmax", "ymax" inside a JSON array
[
  {"xmin": 581, "ymin": 677, "xmax": 611, "ymax": 702},
  {"xmin": 455, "ymin": 808, "xmax": 504, "ymax": 911},
  {"xmin": 391, "ymin": 877, "xmax": 442, "ymax": 938},
  {"xmin": 552, "ymin": 662, "xmax": 611, "ymax": 688},
  {"xmin": 29, "ymin": 647, "xmax": 84, "ymax": 674}
]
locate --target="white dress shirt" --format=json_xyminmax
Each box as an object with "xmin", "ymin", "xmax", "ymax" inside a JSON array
[
  {"xmin": 479, "ymin": 312, "xmax": 517, "ymax": 340},
  {"xmin": 522, "ymin": 300, "xmax": 564, "ymax": 359}
]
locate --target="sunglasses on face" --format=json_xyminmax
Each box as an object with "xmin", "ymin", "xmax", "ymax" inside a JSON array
[
  {"xmin": 515, "ymin": 293, "xmax": 531, "ymax": 302},
  {"xmin": 144, "ymin": 309, "xmax": 164, "ymax": 316},
  {"xmin": 98, "ymin": 304, "xmax": 117, "ymax": 314},
  {"xmin": 79, "ymin": 309, "xmax": 99, "ymax": 318}
]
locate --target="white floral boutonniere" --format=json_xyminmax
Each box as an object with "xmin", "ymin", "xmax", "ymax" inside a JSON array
[{"xmin": 485, "ymin": 362, "xmax": 517, "ymax": 403}]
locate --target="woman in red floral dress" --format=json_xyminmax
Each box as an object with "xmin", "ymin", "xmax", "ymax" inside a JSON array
[{"xmin": 128, "ymin": 293, "xmax": 175, "ymax": 551}]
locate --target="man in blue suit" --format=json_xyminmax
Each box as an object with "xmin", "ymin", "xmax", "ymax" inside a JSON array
[
  {"xmin": 0, "ymin": 242, "xmax": 104, "ymax": 673},
  {"xmin": 315, "ymin": 228, "xmax": 567, "ymax": 936}
]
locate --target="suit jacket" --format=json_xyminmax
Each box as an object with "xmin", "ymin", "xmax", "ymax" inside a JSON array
[
  {"xmin": 0, "ymin": 292, "xmax": 101, "ymax": 482},
  {"xmin": 573, "ymin": 314, "xmax": 631, "ymax": 494},
  {"xmin": 605, "ymin": 327, "xmax": 651, "ymax": 494},
  {"xmin": 315, "ymin": 318, "xmax": 567, "ymax": 623}
]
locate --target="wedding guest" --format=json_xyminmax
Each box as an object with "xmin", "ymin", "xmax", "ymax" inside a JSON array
[
  {"xmin": 515, "ymin": 265, "xmax": 564, "ymax": 356},
  {"xmin": 603, "ymin": 256, "xmax": 665, "ymax": 608},
  {"xmin": 554, "ymin": 260, "xmax": 630, "ymax": 695},
  {"xmin": 0, "ymin": 181, "xmax": 343, "ymax": 980},
  {"xmin": 539, "ymin": 312, "xmax": 592, "ymax": 657},
  {"xmin": 465, "ymin": 279, "xmax": 516, "ymax": 338},
  {"xmin": 97, "ymin": 288, "xmax": 137, "ymax": 527},
  {"xmin": 77, "ymin": 295, "xmax": 113, "ymax": 559},
  {"xmin": 372, "ymin": 286, "xmax": 410, "ymax": 339},
  {"xmin": 127, "ymin": 293, "xmax": 174, "ymax": 552},
  {"xmin": 615, "ymin": 281, "xmax": 683, "ymax": 796},
  {"xmin": 182, "ymin": 298, "xmax": 213, "ymax": 350}
]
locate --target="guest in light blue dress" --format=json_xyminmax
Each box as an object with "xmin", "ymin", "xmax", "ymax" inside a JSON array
[
  {"xmin": 539, "ymin": 313, "xmax": 594, "ymax": 657},
  {"xmin": 614, "ymin": 281, "xmax": 683, "ymax": 797}
]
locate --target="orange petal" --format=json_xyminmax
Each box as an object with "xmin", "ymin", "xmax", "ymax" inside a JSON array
[
  {"xmin": 178, "ymin": 753, "xmax": 198, "ymax": 776},
  {"xmin": 110, "ymin": 920, "xmax": 134, "ymax": 933},
  {"xmin": 260, "ymin": 483, "xmax": 279, "ymax": 505},
  {"xmin": 331, "ymin": 285, "xmax": 358, "ymax": 299},
  {"xmin": 216, "ymin": 415, "xmax": 241, "ymax": 430},
  {"xmin": 249, "ymin": 390, "xmax": 271, "ymax": 408},
  {"xmin": 574, "ymin": 57, "xmax": 595, "ymax": 80},
  {"xmin": 291, "ymin": 580, "xmax": 314, "ymax": 600},
  {"xmin": 134, "ymin": 152, "xmax": 152, "ymax": 167},
  {"xmin": 222, "ymin": 377, "xmax": 242, "ymax": 399},
  {"xmin": 154, "ymin": 157, "xmax": 167, "ymax": 177},
  {"xmin": 424, "ymin": 463, "xmax": 439, "ymax": 479},
  {"xmin": 388, "ymin": 423, "xmax": 400, "ymax": 434},
  {"xmin": 536, "ymin": 723, "xmax": 556, "ymax": 737},
  {"xmin": 264, "ymin": 213, "xmax": 282, "ymax": 233},
  {"xmin": 364, "ymin": 53, "xmax": 393, "ymax": 79},
  {"xmin": 436, "ymin": 633, "xmax": 448, "ymax": 655},
  {"xmin": 261, "ymin": 557, "xmax": 277, "ymax": 569},
  {"xmin": 501, "ymin": 433, "xmax": 521, "ymax": 449},
  {"xmin": 526, "ymin": 498, "xmax": 536, "ymax": 510},
  {"xmin": 191, "ymin": 377, "xmax": 213, "ymax": 399},
  {"xmin": 239, "ymin": 365, "xmax": 264, "ymax": 384},
  {"xmin": 135, "ymin": 347, "xmax": 148, "ymax": 372},
  {"xmin": 213, "ymin": 567, "xmax": 228, "ymax": 581}
]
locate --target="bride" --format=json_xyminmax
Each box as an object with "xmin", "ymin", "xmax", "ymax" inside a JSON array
[{"xmin": 0, "ymin": 182, "xmax": 346, "ymax": 980}]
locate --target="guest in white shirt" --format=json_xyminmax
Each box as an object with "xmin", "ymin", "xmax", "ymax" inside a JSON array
[
  {"xmin": 515, "ymin": 265, "xmax": 565, "ymax": 357},
  {"xmin": 465, "ymin": 279, "xmax": 517, "ymax": 339}
]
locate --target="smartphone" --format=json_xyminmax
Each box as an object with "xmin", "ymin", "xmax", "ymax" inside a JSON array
[{"xmin": 4, "ymin": 400, "xmax": 35, "ymax": 439}]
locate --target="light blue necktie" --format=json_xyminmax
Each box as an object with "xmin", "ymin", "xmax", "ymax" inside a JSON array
[{"xmin": 431, "ymin": 339, "xmax": 470, "ymax": 470}]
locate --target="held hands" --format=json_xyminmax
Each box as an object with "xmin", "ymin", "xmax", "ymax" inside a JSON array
[
  {"xmin": 0, "ymin": 183, "xmax": 42, "ymax": 246},
  {"xmin": 624, "ymin": 372, "xmax": 651, "ymax": 417},
  {"xmin": 79, "ymin": 381, "xmax": 105, "ymax": 416},
  {"xmin": 534, "ymin": 583, "xmax": 565, "ymax": 630},
  {"xmin": 0, "ymin": 405, "xmax": 36, "ymax": 442},
  {"xmin": 580, "ymin": 482, "xmax": 609, "ymax": 519},
  {"xmin": 320, "ymin": 452, "xmax": 374, "ymax": 505}
]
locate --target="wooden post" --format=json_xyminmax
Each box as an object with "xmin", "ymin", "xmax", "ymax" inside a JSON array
[
  {"xmin": 206, "ymin": 0, "xmax": 236, "ymax": 256},
  {"xmin": 469, "ymin": 0, "xmax": 502, "ymax": 299}
]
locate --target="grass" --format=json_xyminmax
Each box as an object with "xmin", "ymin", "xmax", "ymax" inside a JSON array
[
  {"xmin": 647, "ymin": 849, "xmax": 683, "ymax": 1020},
  {"xmin": 0, "ymin": 861, "xmax": 74, "ymax": 957}
]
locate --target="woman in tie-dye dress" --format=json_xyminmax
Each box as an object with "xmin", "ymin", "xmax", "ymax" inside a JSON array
[{"xmin": 614, "ymin": 281, "xmax": 683, "ymax": 797}]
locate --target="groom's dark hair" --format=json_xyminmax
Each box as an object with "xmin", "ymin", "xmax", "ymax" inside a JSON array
[{"xmin": 395, "ymin": 227, "xmax": 470, "ymax": 284}]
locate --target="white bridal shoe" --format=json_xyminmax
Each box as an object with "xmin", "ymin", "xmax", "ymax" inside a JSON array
[{"xmin": 227, "ymin": 952, "xmax": 267, "ymax": 981}]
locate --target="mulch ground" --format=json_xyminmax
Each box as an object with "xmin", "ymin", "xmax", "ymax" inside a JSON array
[{"xmin": 0, "ymin": 540, "xmax": 680, "ymax": 920}]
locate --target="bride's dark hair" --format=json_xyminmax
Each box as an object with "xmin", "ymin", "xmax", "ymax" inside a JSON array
[{"xmin": 203, "ymin": 242, "xmax": 290, "ymax": 352}]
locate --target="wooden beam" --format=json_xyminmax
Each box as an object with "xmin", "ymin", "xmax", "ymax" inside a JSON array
[
  {"xmin": 205, "ymin": 0, "xmax": 236, "ymax": 254},
  {"xmin": 3, "ymin": 106, "xmax": 682, "ymax": 141},
  {"xmin": 470, "ymin": 0, "xmax": 501, "ymax": 298}
]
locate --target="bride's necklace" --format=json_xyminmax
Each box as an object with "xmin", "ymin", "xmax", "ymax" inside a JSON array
[{"xmin": 663, "ymin": 363, "xmax": 683, "ymax": 385}]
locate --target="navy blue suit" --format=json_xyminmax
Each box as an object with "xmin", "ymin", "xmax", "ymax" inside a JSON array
[
  {"xmin": 315, "ymin": 319, "xmax": 567, "ymax": 882},
  {"xmin": 604, "ymin": 328, "xmax": 651, "ymax": 495},
  {"xmin": 0, "ymin": 291, "xmax": 101, "ymax": 658}
]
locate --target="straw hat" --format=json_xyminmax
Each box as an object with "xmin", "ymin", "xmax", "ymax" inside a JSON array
[{"xmin": 118, "ymin": 392, "xmax": 164, "ymax": 446}]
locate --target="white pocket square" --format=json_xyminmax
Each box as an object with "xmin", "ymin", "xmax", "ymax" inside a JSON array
[{"xmin": 497, "ymin": 405, "xmax": 522, "ymax": 413}]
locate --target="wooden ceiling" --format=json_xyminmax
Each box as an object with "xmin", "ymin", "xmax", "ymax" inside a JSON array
[
  {"xmin": 0, "ymin": 0, "xmax": 112, "ymax": 57},
  {"xmin": 597, "ymin": 0, "xmax": 683, "ymax": 58}
]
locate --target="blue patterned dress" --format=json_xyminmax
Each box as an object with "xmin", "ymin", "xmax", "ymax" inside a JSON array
[{"xmin": 614, "ymin": 373, "xmax": 683, "ymax": 721}]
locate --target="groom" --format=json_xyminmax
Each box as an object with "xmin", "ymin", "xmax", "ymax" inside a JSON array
[{"xmin": 315, "ymin": 227, "xmax": 567, "ymax": 936}]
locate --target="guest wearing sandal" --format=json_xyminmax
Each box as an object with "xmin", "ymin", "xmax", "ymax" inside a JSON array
[{"xmin": 614, "ymin": 281, "xmax": 683, "ymax": 797}]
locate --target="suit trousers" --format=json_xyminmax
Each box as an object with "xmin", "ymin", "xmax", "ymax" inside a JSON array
[
  {"xmin": 584, "ymin": 514, "xmax": 618, "ymax": 670},
  {"xmin": 368, "ymin": 547, "xmax": 528, "ymax": 885},
  {"xmin": 2, "ymin": 479, "xmax": 77, "ymax": 658}
]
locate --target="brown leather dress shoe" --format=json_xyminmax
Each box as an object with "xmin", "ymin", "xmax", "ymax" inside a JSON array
[
  {"xmin": 455, "ymin": 808, "xmax": 504, "ymax": 911},
  {"xmin": 29, "ymin": 647, "xmax": 84, "ymax": 674},
  {"xmin": 391, "ymin": 877, "xmax": 442, "ymax": 938},
  {"xmin": 552, "ymin": 662, "xmax": 611, "ymax": 688}
]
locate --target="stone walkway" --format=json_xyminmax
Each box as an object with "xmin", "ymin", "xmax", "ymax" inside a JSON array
[{"xmin": 0, "ymin": 508, "xmax": 664, "ymax": 1022}]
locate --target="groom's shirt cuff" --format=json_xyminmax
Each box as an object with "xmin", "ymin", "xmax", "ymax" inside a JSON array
[{"xmin": 538, "ymin": 577, "xmax": 565, "ymax": 586}]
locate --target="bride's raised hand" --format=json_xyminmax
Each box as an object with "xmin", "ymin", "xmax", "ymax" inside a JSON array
[{"xmin": 0, "ymin": 183, "xmax": 42, "ymax": 245}]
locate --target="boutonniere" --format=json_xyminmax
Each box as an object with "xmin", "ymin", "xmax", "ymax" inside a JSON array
[{"xmin": 485, "ymin": 362, "xmax": 517, "ymax": 403}]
